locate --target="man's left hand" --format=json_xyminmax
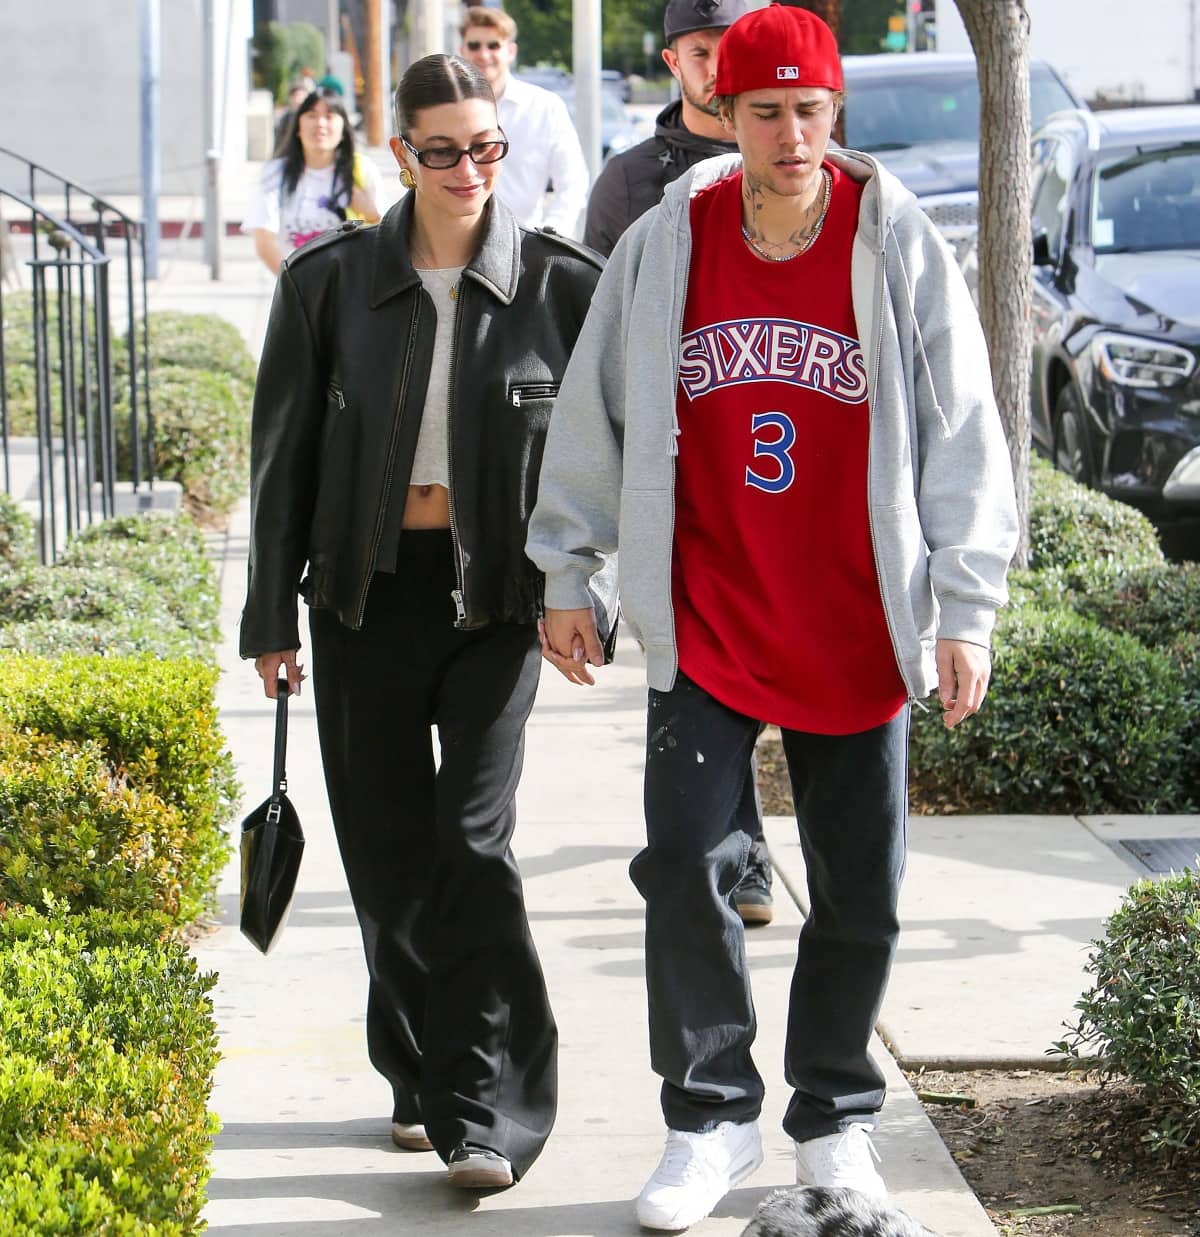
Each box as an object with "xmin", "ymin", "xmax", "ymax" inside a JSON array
[{"xmin": 935, "ymin": 638, "xmax": 991, "ymax": 729}]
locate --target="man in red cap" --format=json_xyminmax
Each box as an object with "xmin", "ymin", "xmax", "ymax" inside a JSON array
[{"xmin": 529, "ymin": 5, "xmax": 1018, "ymax": 1229}]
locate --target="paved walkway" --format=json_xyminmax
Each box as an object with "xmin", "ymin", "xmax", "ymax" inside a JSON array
[{"xmin": 167, "ymin": 235, "xmax": 1200, "ymax": 1237}]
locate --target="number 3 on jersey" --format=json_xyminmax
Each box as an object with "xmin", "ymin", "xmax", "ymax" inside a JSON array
[{"xmin": 745, "ymin": 411, "xmax": 796, "ymax": 493}]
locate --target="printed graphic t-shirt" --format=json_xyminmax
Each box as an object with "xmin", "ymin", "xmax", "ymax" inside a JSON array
[
  {"xmin": 672, "ymin": 165, "xmax": 907, "ymax": 735},
  {"xmin": 242, "ymin": 157, "xmax": 383, "ymax": 255}
]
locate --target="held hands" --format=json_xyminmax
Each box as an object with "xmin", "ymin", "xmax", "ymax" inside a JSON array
[
  {"xmin": 254, "ymin": 650, "xmax": 306, "ymax": 699},
  {"xmin": 540, "ymin": 607, "xmax": 604, "ymax": 686},
  {"xmin": 935, "ymin": 638, "xmax": 991, "ymax": 729}
]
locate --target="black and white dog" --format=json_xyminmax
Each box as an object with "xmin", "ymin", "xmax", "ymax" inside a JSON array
[{"xmin": 739, "ymin": 1187, "xmax": 939, "ymax": 1237}]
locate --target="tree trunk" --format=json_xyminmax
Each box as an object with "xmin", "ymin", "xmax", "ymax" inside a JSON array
[{"xmin": 955, "ymin": 0, "xmax": 1031, "ymax": 567}]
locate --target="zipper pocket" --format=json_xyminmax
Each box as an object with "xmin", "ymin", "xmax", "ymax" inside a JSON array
[{"xmin": 508, "ymin": 382, "xmax": 559, "ymax": 408}]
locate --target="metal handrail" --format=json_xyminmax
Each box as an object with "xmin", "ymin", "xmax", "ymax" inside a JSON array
[
  {"xmin": 0, "ymin": 183, "xmax": 131, "ymax": 561},
  {"xmin": 0, "ymin": 144, "xmax": 154, "ymax": 489}
]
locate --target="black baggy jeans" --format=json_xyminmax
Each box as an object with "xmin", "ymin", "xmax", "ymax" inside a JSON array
[
  {"xmin": 630, "ymin": 671, "xmax": 909, "ymax": 1143},
  {"xmin": 308, "ymin": 531, "xmax": 555, "ymax": 1179}
]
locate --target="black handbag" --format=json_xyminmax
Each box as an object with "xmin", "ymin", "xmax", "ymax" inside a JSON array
[{"xmin": 239, "ymin": 675, "xmax": 304, "ymax": 954}]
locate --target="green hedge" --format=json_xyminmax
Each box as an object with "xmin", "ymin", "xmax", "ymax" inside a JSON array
[
  {"xmin": 1028, "ymin": 456, "xmax": 1164, "ymax": 572},
  {"xmin": 0, "ymin": 493, "xmax": 37, "ymax": 568},
  {"xmin": 1056, "ymin": 870, "xmax": 1200, "ymax": 1159},
  {"xmin": 0, "ymin": 514, "xmax": 220, "ymax": 660},
  {"xmin": 116, "ymin": 368, "xmax": 252, "ymax": 523},
  {"xmin": 0, "ymin": 727, "xmax": 198, "ymax": 924},
  {"xmin": 0, "ymin": 904, "xmax": 219, "ymax": 1233},
  {"xmin": 0, "ymin": 654, "xmax": 237, "ymax": 922},
  {"xmin": 116, "ymin": 310, "xmax": 257, "ymax": 388},
  {"xmin": 909, "ymin": 462, "xmax": 1200, "ymax": 814},
  {"xmin": 910, "ymin": 605, "xmax": 1190, "ymax": 814}
]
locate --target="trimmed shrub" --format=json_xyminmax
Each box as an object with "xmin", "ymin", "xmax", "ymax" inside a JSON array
[
  {"xmin": 1055, "ymin": 870, "xmax": 1200, "ymax": 1159},
  {"xmin": 0, "ymin": 492, "xmax": 37, "ymax": 568},
  {"xmin": 909, "ymin": 605, "xmax": 1192, "ymax": 814},
  {"xmin": 117, "ymin": 310, "xmax": 257, "ymax": 388},
  {"xmin": 0, "ymin": 903, "xmax": 219, "ymax": 1233},
  {"xmin": 0, "ymin": 727, "xmax": 195, "ymax": 923},
  {"xmin": 58, "ymin": 514, "xmax": 221, "ymax": 651},
  {"xmin": 115, "ymin": 368, "xmax": 252, "ymax": 522},
  {"xmin": 1028, "ymin": 457, "xmax": 1164, "ymax": 572},
  {"xmin": 0, "ymin": 616, "xmax": 203, "ymax": 660},
  {"xmin": 0, "ymin": 654, "xmax": 237, "ymax": 918},
  {"xmin": 0, "ymin": 513, "xmax": 220, "ymax": 661}
]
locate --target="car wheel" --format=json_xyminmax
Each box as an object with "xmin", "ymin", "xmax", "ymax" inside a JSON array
[{"xmin": 1052, "ymin": 383, "xmax": 1093, "ymax": 486}]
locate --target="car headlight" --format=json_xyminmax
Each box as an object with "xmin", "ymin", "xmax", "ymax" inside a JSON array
[{"xmin": 1091, "ymin": 331, "xmax": 1196, "ymax": 389}]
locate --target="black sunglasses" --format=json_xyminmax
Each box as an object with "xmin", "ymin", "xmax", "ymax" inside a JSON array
[
  {"xmin": 465, "ymin": 39, "xmax": 503, "ymax": 51},
  {"xmin": 401, "ymin": 133, "xmax": 509, "ymax": 170}
]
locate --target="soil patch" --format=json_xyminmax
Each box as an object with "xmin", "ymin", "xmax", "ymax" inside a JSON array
[{"xmin": 906, "ymin": 1068, "xmax": 1200, "ymax": 1236}]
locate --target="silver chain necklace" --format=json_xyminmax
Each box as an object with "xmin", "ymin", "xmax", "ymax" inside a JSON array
[{"xmin": 740, "ymin": 168, "xmax": 832, "ymax": 263}]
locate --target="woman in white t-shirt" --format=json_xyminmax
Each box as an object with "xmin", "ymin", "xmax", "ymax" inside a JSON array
[{"xmin": 244, "ymin": 87, "xmax": 383, "ymax": 274}]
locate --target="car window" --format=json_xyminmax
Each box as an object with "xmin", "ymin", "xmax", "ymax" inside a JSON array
[
  {"xmin": 842, "ymin": 64, "xmax": 1075, "ymax": 153},
  {"xmin": 1092, "ymin": 145, "xmax": 1200, "ymax": 252},
  {"xmin": 1031, "ymin": 138, "xmax": 1073, "ymax": 260}
]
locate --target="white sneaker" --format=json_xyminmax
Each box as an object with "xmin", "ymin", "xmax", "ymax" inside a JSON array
[
  {"xmin": 636, "ymin": 1121, "xmax": 763, "ymax": 1231},
  {"xmin": 794, "ymin": 1124, "xmax": 887, "ymax": 1201},
  {"xmin": 390, "ymin": 1121, "xmax": 433, "ymax": 1151}
]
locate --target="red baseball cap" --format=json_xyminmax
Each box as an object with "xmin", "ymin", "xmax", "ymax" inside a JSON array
[{"xmin": 713, "ymin": 3, "xmax": 843, "ymax": 96}]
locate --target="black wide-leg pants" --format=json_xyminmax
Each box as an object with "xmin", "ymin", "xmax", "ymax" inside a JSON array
[{"xmin": 308, "ymin": 531, "xmax": 555, "ymax": 1179}]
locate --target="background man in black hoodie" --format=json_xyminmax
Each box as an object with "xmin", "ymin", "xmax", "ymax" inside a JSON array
[
  {"xmin": 583, "ymin": 0, "xmax": 749, "ymax": 258},
  {"xmin": 584, "ymin": 0, "xmax": 773, "ymax": 927}
]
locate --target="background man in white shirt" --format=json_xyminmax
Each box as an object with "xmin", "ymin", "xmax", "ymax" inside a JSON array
[{"xmin": 459, "ymin": 6, "xmax": 589, "ymax": 236}]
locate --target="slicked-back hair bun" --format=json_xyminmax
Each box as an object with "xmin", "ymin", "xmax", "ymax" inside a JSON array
[{"xmin": 393, "ymin": 54, "xmax": 496, "ymax": 137}]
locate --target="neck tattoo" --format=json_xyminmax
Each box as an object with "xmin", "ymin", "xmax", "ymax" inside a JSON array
[{"xmin": 741, "ymin": 167, "xmax": 832, "ymax": 263}]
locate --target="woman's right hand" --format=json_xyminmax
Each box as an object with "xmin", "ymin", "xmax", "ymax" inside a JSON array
[{"xmin": 254, "ymin": 650, "xmax": 305, "ymax": 698}]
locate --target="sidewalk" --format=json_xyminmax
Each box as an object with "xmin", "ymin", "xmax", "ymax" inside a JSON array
[{"xmin": 174, "ymin": 242, "xmax": 1200, "ymax": 1237}]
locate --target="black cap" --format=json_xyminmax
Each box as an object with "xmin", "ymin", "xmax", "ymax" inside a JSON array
[{"xmin": 663, "ymin": 0, "xmax": 751, "ymax": 42}]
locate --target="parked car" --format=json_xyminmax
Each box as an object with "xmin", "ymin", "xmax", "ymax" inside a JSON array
[
  {"xmin": 839, "ymin": 53, "xmax": 1082, "ymax": 268},
  {"xmin": 1028, "ymin": 105, "xmax": 1200, "ymax": 519},
  {"xmin": 514, "ymin": 71, "xmax": 641, "ymax": 159},
  {"xmin": 601, "ymin": 68, "xmax": 632, "ymax": 104}
]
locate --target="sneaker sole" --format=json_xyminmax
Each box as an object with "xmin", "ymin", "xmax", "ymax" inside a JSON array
[
  {"xmin": 637, "ymin": 1142, "xmax": 764, "ymax": 1231},
  {"xmin": 447, "ymin": 1164, "xmax": 514, "ymax": 1189},
  {"xmin": 391, "ymin": 1129, "xmax": 434, "ymax": 1152},
  {"xmin": 735, "ymin": 902, "xmax": 774, "ymax": 925}
]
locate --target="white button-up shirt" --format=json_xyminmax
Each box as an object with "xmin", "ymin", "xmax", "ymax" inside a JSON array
[{"xmin": 496, "ymin": 75, "xmax": 590, "ymax": 236}]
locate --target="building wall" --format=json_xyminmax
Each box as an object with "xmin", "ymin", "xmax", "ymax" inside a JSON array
[
  {"xmin": 3, "ymin": 0, "xmax": 251, "ymax": 199},
  {"xmin": 934, "ymin": 0, "xmax": 1198, "ymax": 104}
]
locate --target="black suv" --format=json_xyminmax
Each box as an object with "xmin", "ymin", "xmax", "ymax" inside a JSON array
[{"xmin": 1030, "ymin": 106, "xmax": 1200, "ymax": 519}]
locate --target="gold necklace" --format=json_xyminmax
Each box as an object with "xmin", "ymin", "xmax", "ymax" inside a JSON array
[
  {"xmin": 412, "ymin": 247, "xmax": 462, "ymax": 300},
  {"xmin": 741, "ymin": 168, "xmax": 832, "ymax": 263}
]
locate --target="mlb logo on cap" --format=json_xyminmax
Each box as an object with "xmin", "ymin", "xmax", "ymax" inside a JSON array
[{"xmin": 777, "ymin": 66, "xmax": 799, "ymax": 80}]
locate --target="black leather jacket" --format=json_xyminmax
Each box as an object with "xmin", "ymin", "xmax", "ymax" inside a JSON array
[{"xmin": 239, "ymin": 195, "xmax": 603, "ymax": 659}]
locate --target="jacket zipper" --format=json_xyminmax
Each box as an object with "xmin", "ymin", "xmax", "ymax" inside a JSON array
[
  {"xmin": 327, "ymin": 382, "xmax": 345, "ymax": 410},
  {"xmin": 510, "ymin": 383, "xmax": 559, "ymax": 407},
  {"xmin": 446, "ymin": 282, "xmax": 469, "ymax": 625},
  {"xmin": 353, "ymin": 302, "xmax": 421, "ymax": 629},
  {"xmin": 866, "ymin": 222, "xmax": 919, "ymax": 704}
]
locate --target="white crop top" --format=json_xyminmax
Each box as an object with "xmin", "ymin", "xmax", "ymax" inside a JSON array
[{"xmin": 410, "ymin": 266, "xmax": 465, "ymax": 488}]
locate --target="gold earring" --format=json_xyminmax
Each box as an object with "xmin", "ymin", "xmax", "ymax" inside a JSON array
[{"xmin": 400, "ymin": 167, "xmax": 416, "ymax": 190}]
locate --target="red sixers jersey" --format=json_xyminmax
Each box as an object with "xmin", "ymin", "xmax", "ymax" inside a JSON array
[{"xmin": 672, "ymin": 165, "xmax": 907, "ymax": 734}]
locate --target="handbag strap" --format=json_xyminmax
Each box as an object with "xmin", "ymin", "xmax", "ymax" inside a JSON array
[{"xmin": 267, "ymin": 675, "xmax": 290, "ymax": 820}]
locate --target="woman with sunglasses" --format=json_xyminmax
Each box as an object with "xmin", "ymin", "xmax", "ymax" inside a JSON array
[
  {"xmin": 244, "ymin": 87, "xmax": 383, "ymax": 275},
  {"xmin": 241, "ymin": 54, "xmax": 603, "ymax": 1191}
]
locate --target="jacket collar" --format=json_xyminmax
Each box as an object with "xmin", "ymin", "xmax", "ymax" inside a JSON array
[{"xmin": 368, "ymin": 192, "xmax": 522, "ymax": 308}]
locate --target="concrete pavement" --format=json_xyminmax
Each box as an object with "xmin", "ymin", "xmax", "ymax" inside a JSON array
[{"xmin": 168, "ymin": 232, "xmax": 1200, "ymax": 1237}]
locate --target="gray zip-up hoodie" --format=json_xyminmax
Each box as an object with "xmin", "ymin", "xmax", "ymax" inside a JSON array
[{"xmin": 527, "ymin": 150, "xmax": 1019, "ymax": 701}]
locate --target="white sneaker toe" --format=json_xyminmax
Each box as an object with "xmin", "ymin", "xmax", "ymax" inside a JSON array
[{"xmin": 636, "ymin": 1121, "xmax": 763, "ymax": 1231}]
